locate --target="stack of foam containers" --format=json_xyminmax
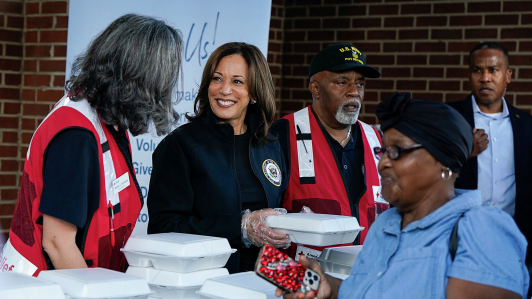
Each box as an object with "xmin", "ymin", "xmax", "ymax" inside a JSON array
[
  {"xmin": 121, "ymin": 233, "xmax": 236, "ymax": 299},
  {"xmin": 38, "ymin": 268, "xmax": 152, "ymax": 299}
]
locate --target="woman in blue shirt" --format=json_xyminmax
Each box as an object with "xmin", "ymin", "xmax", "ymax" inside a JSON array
[{"xmin": 276, "ymin": 92, "xmax": 529, "ymax": 299}]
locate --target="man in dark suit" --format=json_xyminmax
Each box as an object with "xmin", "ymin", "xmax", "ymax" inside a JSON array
[{"xmin": 448, "ymin": 41, "xmax": 532, "ymax": 295}]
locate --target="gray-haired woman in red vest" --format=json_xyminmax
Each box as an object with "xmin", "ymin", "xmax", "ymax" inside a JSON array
[{"xmin": 3, "ymin": 14, "xmax": 183, "ymax": 276}]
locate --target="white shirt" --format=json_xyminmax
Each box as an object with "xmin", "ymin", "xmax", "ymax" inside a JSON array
[{"xmin": 472, "ymin": 96, "xmax": 516, "ymax": 216}]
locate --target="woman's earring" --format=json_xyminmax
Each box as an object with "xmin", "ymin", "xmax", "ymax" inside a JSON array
[
  {"xmin": 441, "ymin": 167, "xmax": 452, "ymax": 180},
  {"xmin": 251, "ymin": 100, "xmax": 257, "ymax": 104}
]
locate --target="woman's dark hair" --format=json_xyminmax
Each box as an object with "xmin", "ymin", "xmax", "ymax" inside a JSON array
[
  {"xmin": 67, "ymin": 14, "xmax": 183, "ymax": 136},
  {"xmin": 186, "ymin": 42, "xmax": 277, "ymax": 145}
]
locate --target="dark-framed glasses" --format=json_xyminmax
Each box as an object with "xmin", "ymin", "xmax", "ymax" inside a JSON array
[{"xmin": 373, "ymin": 144, "xmax": 423, "ymax": 160}]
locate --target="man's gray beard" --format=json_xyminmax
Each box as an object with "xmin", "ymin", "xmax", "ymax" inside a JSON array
[{"xmin": 335, "ymin": 99, "xmax": 361, "ymax": 125}]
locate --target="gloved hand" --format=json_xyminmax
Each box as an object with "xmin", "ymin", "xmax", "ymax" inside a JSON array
[{"xmin": 242, "ymin": 208, "xmax": 291, "ymax": 248}]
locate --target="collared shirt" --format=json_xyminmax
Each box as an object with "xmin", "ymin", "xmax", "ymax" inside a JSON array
[
  {"xmin": 327, "ymin": 123, "xmax": 365, "ymax": 206},
  {"xmin": 472, "ymin": 96, "xmax": 516, "ymax": 216},
  {"xmin": 338, "ymin": 189, "xmax": 529, "ymax": 299}
]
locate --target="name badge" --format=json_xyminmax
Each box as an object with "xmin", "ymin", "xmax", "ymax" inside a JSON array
[{"xmin": 112, "ymin": 173, "xmax": 130, "ymax": 194}]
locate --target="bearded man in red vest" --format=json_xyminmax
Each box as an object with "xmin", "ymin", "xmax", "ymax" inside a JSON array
[{"xmin": 270, "ymin": 44, "xmax": 389, "ymax": 257}]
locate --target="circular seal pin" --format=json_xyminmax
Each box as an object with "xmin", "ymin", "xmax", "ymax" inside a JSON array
[{"xmin": 262, "ymin": 159, "xmax": 282, "ymax": 187}]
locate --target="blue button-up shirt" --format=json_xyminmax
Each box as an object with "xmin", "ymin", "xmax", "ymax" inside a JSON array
[
  {"xmin": 472, "ymin": 96, "xmax": 516, "ymax": 216},
  {"xmin": 338, "ymin": 189, "xmax": 529, "ymax": 299}
]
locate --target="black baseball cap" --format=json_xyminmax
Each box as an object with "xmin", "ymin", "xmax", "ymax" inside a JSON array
[{"xmin": 309, "ymin": 43, "xmax": 381, "ymax": 78}]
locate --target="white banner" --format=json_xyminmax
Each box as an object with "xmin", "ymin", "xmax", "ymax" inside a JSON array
[{"xmin": 67, "ymin": 0, "xmax": 273, "ymax": 235}]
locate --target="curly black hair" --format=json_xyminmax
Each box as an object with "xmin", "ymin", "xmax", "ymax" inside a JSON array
[{"xmin": 67, "ymin": 14, "xmax": 183, "ymax": 136}]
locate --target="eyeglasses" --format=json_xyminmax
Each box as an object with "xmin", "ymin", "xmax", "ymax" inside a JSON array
[{"xmin": 373, "ymin": 144, "xmax": 423, "ymax": 160}]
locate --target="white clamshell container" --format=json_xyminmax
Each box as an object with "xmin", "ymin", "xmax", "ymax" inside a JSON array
[
  {"xmin": 38, "ymin": 268, "xmax": 152, "ymax": 299},
  {"xmin": 266, "ymin": 213, "xmax": 364, "ymax": 246},
  {"xmin": 126, "ymin": 266, "xmax": 229, "ymax": 299},
  {"xmin": 318, "ymin": 245, "xmax": 363, "ymax": 275},
  {"xmin": 197, "ymin": 272, "xmax": 277, "ymax": 299},
  {"xmin": 121, "ymin": 233, "xmax": 236, "ymax": 273},
  {"xmin": 0, "ymin": 271, "xmax": 65, "ymax": 299}
]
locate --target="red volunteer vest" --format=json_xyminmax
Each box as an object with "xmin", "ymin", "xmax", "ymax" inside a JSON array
[
  {"xmin": 1, "ymin": 96, "xmax": 142, "ymax": 276},
  {"xmin": 282, "ymin": 106, "xmax": 388, "ymax": 245}
]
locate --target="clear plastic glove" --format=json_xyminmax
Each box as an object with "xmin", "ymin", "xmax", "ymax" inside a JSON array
[
  {"xmin": 300, "ymin": 206, "xmax": 314, "ymax": 214},
  {"xmin": 242, "ymin": 208, "xmax": 291, "ymax": 248}
]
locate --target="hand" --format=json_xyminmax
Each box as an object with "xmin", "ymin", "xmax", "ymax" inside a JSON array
[
  {"xmin": 470, "ymin": 128, "xmax": 488, "ymax": 158},
  {"xmin": 275, "ymin": 255, "xmax": 339, "ymax": 299},
  {"xmin": 242, "ymin": 209, "xmax": 291, "ymax": 248}
]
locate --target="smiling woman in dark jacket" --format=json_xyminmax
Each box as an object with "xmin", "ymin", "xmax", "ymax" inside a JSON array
[{"xmin": 148, "ymin": 42, "xmax": 290, "ymax": 273}]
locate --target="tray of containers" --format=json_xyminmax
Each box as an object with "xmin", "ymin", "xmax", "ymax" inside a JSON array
[
  {"xmin": 121, "ymin": 233, "xmax": 237, "ymax": 273},
  {"xmin": 266, "ymin": 213, "xmax": 364, "ymax": 246}
]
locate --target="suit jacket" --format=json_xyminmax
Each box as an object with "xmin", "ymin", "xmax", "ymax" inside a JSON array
[{"xmin": 448, "ymin": 95, "xmax": 532, "ymax": 270}]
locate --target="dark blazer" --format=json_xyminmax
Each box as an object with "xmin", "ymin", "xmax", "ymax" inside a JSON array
[
  {"xmin": 448, "ymin": 95, "xmax": 532, "ymax": 272},
  {"xmin": 147, "ymin": 106, "xmax": 287, "ymax": 273}
]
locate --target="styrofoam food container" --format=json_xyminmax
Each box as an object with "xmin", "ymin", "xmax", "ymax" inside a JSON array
[
  {"xmin": 121, "ymin": 233, "xmax": 236, "ymax": 273},
  {"xmin": 126, "ymin": 266, "xmax": 229, "ymax": 299},
  {"xmin": 197, "ymin": 272, "xmax": 277, "ymax": 299},
  {"xmin": 266, "ymin": 213, "xmax": 364, "ymax": 246},
  {"xmin": 0, "ymin": 271, "xmax": 65, "ymax": 299},
  {"xmin": 123, "ymin": 233, "xmax": 234, "ymax": 257},
  {"xmin": 121, "ymin": 250, "xmax": 234, "ymax": 273},
  {"xmin": 38, "ymin": 268, "xmax": 152, "ymax": 299},
  {"xmin": 318, "ymin": 245, "xmax": 363, "ymax": 275}
]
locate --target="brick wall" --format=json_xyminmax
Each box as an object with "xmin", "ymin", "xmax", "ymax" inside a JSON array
[
  {"xmin": 0, "ymin": 0, "xmax": 68, "ymax": 238},
  {"xmin": 279, "ymin": 0, "xmax": 532, "ymax": 125},
  {"xmin": 0, "ymin": 0, "xmax": 24, "ymax": 237},
  {"xmin": 269, "ymin": 0, "xmax": 285, "ymax": 119},
  {"xmin": 1, "ymin": 0, "xmax": 532, "ymax": 237}
]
